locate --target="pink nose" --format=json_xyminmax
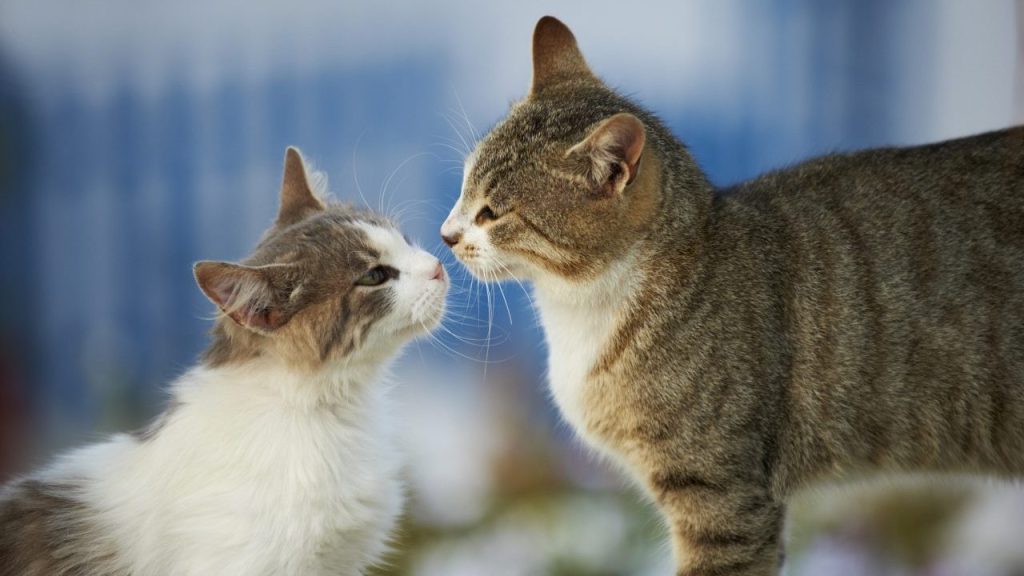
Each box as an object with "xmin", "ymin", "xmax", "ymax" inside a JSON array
[{"xmin": 430, "ymin": 262, "xmax": 445, "ymax": 281}]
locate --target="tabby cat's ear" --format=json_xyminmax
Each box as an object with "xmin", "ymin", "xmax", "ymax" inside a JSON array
[
  {"xmin": 569, "ymin": 113, "xmax": 646, "ymax": 196},
  {"xmin": 194, "ymin": 261, "xmax": 293, "ymax": 332},
  {"xmin": 530, "ymin": 16, "xmax": 596, "ymax": 94},
  {"xmin": 277, "ymin": 147, "xmax": 324, "ymax": 227}
]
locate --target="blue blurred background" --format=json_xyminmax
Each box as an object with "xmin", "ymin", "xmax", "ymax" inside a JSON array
[{"xmin": 1, "ymin": 1, "xmax": 1022, "ymax": 575}]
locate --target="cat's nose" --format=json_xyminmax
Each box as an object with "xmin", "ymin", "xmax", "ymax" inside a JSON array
[
  {"xmin": 440, "ymin": 218, "xmax": 462, "ymax": 247},
  {"xmin": 430, "ymin": 262, "xmax": 445, "ymax": 281},
  {"xmin": 441, "ymin": 232, "xmax": 461, "ymax": 247}
]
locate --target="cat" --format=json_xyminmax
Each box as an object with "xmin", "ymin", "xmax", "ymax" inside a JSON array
[
  {"xmin": 441, "ymin": 16, "xmax": 1024, "ymax": 576},
  {"xmin": 0, "ymin": 147, "xmax": 448, "ymax": 576}
]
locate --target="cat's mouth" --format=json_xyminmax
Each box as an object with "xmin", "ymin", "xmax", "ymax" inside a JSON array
[
  {"xmin": 455, "ymin": 254, "xmax": 524, "ymax": 283},
  {"xmin": 408, "ymin": 284, "xmax": 447, "ymax": 333}
]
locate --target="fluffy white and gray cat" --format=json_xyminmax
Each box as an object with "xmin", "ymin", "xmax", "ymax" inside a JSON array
[{"xmin": 0, "ymin": 147, "xmax": 448, "ymax": 576}]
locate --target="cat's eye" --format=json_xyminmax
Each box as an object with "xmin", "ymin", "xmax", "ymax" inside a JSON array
[
  {"xmin": 475, "ymin": 206, "xmax": 498, "ymax": 226},
  {"xmin": 355, "ymin": 265, "xmax": 398, "ymax": 287}
]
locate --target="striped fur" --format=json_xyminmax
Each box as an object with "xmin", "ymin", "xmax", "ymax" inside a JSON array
[{"xmin": 443, "ymin": 16, "xmax": 1024, "ymax": 575}]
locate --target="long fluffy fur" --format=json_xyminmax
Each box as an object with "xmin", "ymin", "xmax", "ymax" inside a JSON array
[
  {"xmin": 1, "ymin": 148, "xmax": 447, "ymax": 575},
  {"xmin": 1, "ymin": 361, "xmax": 403, "ymax": 576}
]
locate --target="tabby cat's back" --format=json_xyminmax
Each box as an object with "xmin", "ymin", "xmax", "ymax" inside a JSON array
[{"xmin": 718, "ymin": 126, "xmax": 1024, "ymax": 488}]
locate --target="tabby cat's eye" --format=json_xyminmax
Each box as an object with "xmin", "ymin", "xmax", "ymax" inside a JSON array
[
  {"xmin": 355, "ymin": 265, "xmax": 398, "ymax": 287},
  {"xmin": 475, "ymin": 206, "xmax": 497, "ymax": 226}
]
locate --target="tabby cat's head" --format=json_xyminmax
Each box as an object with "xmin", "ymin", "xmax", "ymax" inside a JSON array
[
  {"xmin": 442, "ymin": 16, "xmax": 664, "ymax": 286},
  {"xmin": 195, "ymin": 148, "xmax": 447, "ymax": 370}
]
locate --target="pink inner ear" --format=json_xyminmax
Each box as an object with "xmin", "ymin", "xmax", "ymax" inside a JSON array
[
  {"xmin": 209, "ymin": 280, "xmax": 251, "ymax": 326},
  {"xmin": 195, "ymin": 262, "xmax": 288, "ymax": 332},
  {"xmin": 220, "ymin": 292, "xmax": 286, "ymax": 332},
  {"xmin": 601, "ymin": 114, "xmax": 646, "ymax": 170},
  {"xmin": 246, "ymin": 307, "xmax": 285, "ymax": 331},
  {"xmin": 582, "ymin": 114, "xmax": 646, "ymax": 191},
  {"xmin": 206, "ymin": 280, "xmax": 237, "ymax": 312}
]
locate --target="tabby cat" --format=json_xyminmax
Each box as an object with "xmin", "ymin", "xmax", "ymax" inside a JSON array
[
  {"xmin": 442, "ymin": 16, "xmax": 1024, "ymax": 576},
  {"xmin": 0, "ymin": 147, "xmax": 448, "ymax": 575}
]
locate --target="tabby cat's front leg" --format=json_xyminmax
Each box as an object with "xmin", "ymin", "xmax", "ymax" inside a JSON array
[{"xmin": 650, "ymin": 470, "xmax": 785, "ymax": 576}]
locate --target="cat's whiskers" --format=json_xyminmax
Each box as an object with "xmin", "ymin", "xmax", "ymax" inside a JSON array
[
  {"xmin": 350, "ymin": 130, "xmax": 373, "ymax": 213},
  {"xmin": 490, "ymin": 257, "xmax": 545, "ymax": 333},
  {"xmin": 440, "ymin": 111, "xmax": 474, "ymax": 157},
  {"xmin": 491, "ymin": 257, "xmax": 535, "ymax": 309},
  {"xmin": 433, "ymin": 303, "xmax": 486, "ymax": 325},
  {"xmin": 432, "ymin": 95, "xmax": 481, "ymax": 175},
  {"xmin": 437, "ymin": 255, "xmax": 512, "ymax": 349},
  {"xmin": 378, "ymin": 151, "xmax": 438, "ymax": 220},
  {"xmin": 481, "ymin": 267, "xmax": 498, "ymax": 383},
  {"xmin": 489, "ymin": 263, "xmax": 515, "ymax": 326},
  {"xmin": 452, "ymin": 256, "xmax": 482, "ymax": 316},
  {"xmin": 431, "ymin": 138, "xmax": 472, "ymax": 158},
  {"xmin": 435, "ymin": 319, "xmax": 509, "ymax": 346},
  {"xmin": 387, "ymin": 201, "xmax": 445, "ymax": 230},
  {"xmin": 416, "ymin": 320, "xmax": 509, "ymax": 364},
  {"xmin": 452, "ymin": 90, "xmax": 481, "ymax": 145}
]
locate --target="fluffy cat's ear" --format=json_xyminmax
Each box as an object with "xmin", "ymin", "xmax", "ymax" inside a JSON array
[
  {"xmin": 569, "ymin": 113, "xmax": 646, "ymax": 196},
  {"xmin": 530, "ymin": 16, "xmax": 596, "ymax": 94},
  {"xmin": 277, "ymin": 147, "xmax": 325, "ymax": 227},
  {"xmin": 194, "ymin": 261, "xmax": 293, "ymax": 332}
]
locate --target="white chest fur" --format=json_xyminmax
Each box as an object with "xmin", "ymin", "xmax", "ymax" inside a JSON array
[
  {"xmin": 536, "ymin": 293, "xmax": 621, "ymax": 440},
  {"xmin": 46, "ymin": 363, "xmax": 402, "ymax": 576},
  {"xmin": 533, "ymin": 256, "xmax": 638, "ymax": 449}
]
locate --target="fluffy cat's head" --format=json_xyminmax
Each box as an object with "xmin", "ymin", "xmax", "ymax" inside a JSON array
[
  {"xmin": 442, "ymin": 17, "xmax": 707, "ymax": 290},
  {"xmin": 195, "ymin": 147, "xmax": 447, "ymax": 371}
]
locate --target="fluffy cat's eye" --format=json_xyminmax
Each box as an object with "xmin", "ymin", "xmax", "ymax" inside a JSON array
[
  {"xmin": 355, "ymin": 265, "xmax": 398, "ymax": 287},
  {"xmin": 475, "ymin": 206, "xmax": 498, "ymax": 225}
]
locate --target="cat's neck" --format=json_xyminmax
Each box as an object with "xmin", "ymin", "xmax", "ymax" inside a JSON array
[
  {"xmin": 529, "ymin": 248, "xmax": 645, "ymax": 439},
  {"xmin": 180, "ymin": 353, "xmax": 394, "ymax": 412},
  {"xmin": 533, "ymin": 246, "xmax": 644, "ymax": 312}
]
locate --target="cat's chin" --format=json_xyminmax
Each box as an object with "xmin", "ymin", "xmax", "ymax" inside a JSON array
[
  {"xmin": 414, "ymin": 308, "xmax": 445, "ymax": 334},
  {"xmin": 461, "ymin": 260, "xmax": 526, "ymax": 283},
  {"xmin": 401, "ymin": 301, "xmax": 446, "ymax": 338}
]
